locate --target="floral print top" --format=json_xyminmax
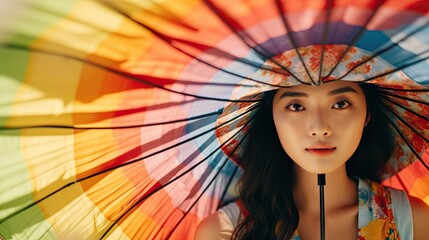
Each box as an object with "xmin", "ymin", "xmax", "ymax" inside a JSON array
[{"xmin": 218, "ymin": 178, "xmax": 412, "ymax": 239}]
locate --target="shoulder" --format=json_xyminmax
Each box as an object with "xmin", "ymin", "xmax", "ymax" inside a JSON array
[
  {"xmin": 383, "ymin": 185, "xmax": 429, "ymax": 240},
  {"xmin": 195, "ymin": 210, "xmax": 236, "ymax": 240},
  {"xmin": 195, "ymin": 213, "xmax": 223, "ymax": 240},
  {"xmin": 408, "ymin": 195, "xmax": 429, "ymax": 240}
]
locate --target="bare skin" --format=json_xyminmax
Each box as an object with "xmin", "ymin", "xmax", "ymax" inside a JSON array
[{"xmin": 293, "ymin": 165, "xmax": 358, "ymax": 240}]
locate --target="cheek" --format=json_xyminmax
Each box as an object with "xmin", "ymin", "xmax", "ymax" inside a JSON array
[
  {"xmin": 333, "ymin": 113, "xmax": 366, "ymax": 150},
  {"xmin": 273, "ymin": 117, "xmax": 304, "ymax": 151}
]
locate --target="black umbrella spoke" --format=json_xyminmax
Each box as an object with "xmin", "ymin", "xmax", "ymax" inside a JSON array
[
  {"xmin": 4, "ymin": 42, "xmax": 256, "ymax": 89},
  {"xmin": 239, "ymin": 0, "xmax": 284, "ymax": 56},
  {"xmin": 375, "ymin": 85, "xmax": 429, "ymax": 92},
  {"xmin": 4, "ymin": 44, "xmax": 260, "ymax": 103},
  {"xmin": 204, "ymin": 0, "xmax": 307, "ymax": 85},
  {"xmin": 317, "ymin": 0, "xmax": 333, "ymax": 83},
  {"xmin": 170, "ymin": 36, "xmax": 282, "ymax": 73},
  {"xmin": 99, "ymin": 112, "xmax": 251, "ymax": 239},
  {"xmin": 203, "ymin": 0, "xmax": 273, "ymax": 60},
  {"xmin": 361, "ymin": 48, "xmax": 429, "ymax": 83},
  {"xmin": 117, "ymin": 68, "xmax": 257, "ymax": 102},
  {"xmin": 379, "ymin": 90, "xmax": 429, "ymax": 106},
  {"xmin": 382, "ymin": 107, "xmax": 429, "ymax": 171},
  {"xmin": 275, "ymin": 0, "xmax": 316, "ymax": 85},
  {"xmin": 4, "ymin": 42, "xmax": 254, "ymax": 88},
  {"xmin": 218, "ymin": 163, "xmax": 240, "ymax": 209},
  {"xmin": 0, "ymin": 108, "xmax": 223, "ymax": 130},
  {"xmin": 324, "ymin": 0, "xmax": 385, "ymax": 81},
  {"xmin": 338, "ymin": 20, "xmax": 429, "ymax": 80}
]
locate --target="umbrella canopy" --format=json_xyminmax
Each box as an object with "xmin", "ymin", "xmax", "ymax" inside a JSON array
[{"xmin": 0, "ymin": 0, "xmax": 428, "ymax": 239}]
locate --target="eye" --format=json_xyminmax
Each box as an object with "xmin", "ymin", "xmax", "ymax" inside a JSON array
[
  {"xmin": 333, "ymin": 100, "xmax": 351, "ymax": 109},
  {"xmin": 287, "ymin": 103, "xmax": 305, "ymax": 111}
]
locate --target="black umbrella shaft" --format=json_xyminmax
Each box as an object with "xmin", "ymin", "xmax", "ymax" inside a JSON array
[{"xmin": 318, "ymin": 174, "xmax": 326, "ymax": 240}]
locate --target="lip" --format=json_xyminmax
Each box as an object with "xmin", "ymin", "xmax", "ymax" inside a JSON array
[{"xmin": 306, "ymin": 144, "xmax": 336, "ymax": 157}]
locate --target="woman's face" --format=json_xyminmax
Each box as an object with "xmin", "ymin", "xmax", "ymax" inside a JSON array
[{"xmin": 272, "ymin": 81, "xmax": 367, "ymax": 174}]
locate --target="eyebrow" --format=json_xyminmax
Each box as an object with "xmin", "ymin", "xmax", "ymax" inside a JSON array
[{"xmin": 279, "ymin": 86, "xmax": 359, "ymax": 99}]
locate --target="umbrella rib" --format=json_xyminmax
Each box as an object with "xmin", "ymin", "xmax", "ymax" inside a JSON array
[
  {"xmin": 204, "ymin": 0, "xmax": 307, "ymax": 85},
  {"xmin": 0, "ymin": 109, "xmax": 223, "ymax": 130},
  {"xmin": 324, "ymin": 0, "xmax": 385, "ymax": 80},
  {"xmin": 5, "ymin": 44, "xmax": 259, "ymax": 103},
  {"xmin": 379, "ymin": 90, "xmax": 429, "ymax": 106},
  {"xmin": 338, "ymin": 20, "xmax": 429, "ymax": 80},
  {"xmin": 381, "ymin": 96, "xmax": 429, "ymax": 142},
  {"xmin": 274, "ymin": 0, "xmax": 316, "ymax": 85},
  {"xmin": 240, "ymin": 0, "xmax": 284, "ymax": 56},
  {"xmin": 317, "ymin": 0, "xmax": 333, "ymax": 84},
  {"xmin": 0, "ymin": 103, "xmax": 258, "ymax": 224},
  {"xmin": 381, "ymin": 105, "xmax": 429, "ymax": 171},
  {"xmin": 203, "ymin": 0, "xmax": 273, "ymax": 61},
  {"xmin": 37, "ymin": 217, "xmax": 59, "ymax": 240},
  {"xmin": 4, "ymin": 44, "xmax": 259, "ymax": 89},
  {"xmin": 218, "ymin": 163, "xmax": 240, "ymax": 210},
  {"xmin": 99, "ymin": 111, "xmax": 252, "ymax": 240},
  {"xmin": 375, "ymin": 85, "xmax": 429, "ymax": 92},
  {"xmin": 99, "ymin": 1, "xmax": 288, "ymax": 88},
  {"xmin": 360, "ymin": 50, "xmax": 429, "ymax": 83},
  {"xmin": 5, "ymin": 42, "xmax": 259, "ymax": 89}
]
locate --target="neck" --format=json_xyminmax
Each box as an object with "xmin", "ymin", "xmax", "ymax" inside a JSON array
[{"xmin": 292, "ymin": 165, "xmax": 357, "ymax": 214}]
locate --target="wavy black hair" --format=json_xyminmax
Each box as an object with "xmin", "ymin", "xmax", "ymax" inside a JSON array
[{"xmin": 232, "ymin": 83, "xmax": 394, "ymax": 239}]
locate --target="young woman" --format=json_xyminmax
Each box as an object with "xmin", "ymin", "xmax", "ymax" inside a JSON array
[{"xmin": 195, "ymin": 80, "xmax": 429, "ymax": 239}]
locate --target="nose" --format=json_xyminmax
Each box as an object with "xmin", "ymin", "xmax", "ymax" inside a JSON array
[{"xmin": 308, "ymin": 110, "xmax": 332, "ymax": 137}]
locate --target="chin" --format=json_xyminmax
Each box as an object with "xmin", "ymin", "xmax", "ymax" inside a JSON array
[{"xmin": 302, "ymin": 163, "xmax": 345, "ymax": 174}]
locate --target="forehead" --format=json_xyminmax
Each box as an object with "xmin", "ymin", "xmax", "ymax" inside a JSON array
[{"xmin": 274, "ymin": 80, "xmax": 364, "ymax": 99}]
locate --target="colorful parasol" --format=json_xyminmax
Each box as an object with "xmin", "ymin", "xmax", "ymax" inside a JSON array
[{"xmin": 0, "ymin": 0, "xmax": 428, "ymax": 239}]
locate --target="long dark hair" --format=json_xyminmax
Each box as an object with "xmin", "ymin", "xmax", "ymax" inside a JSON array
[{"xmin": 232, "ymin": 83, "xmax": 394, "ymax": 239}]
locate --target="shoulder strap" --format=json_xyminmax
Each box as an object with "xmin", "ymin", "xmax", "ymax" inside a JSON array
[{"xmin": 358, "ymin": 180, "xmax": 401, "ymax": 239}]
